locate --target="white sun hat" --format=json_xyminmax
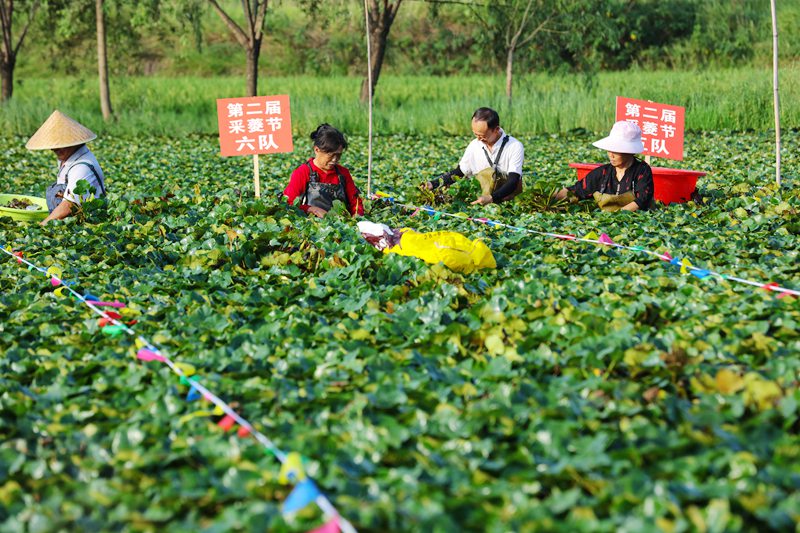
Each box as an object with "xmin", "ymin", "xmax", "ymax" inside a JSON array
[
  {"xmin": 592, "ymin": 120, "xmax": 644, "ymax": 154},
  {"xmin": 25, "ymin": 110, "xmax": 97, "ymax": 150}
]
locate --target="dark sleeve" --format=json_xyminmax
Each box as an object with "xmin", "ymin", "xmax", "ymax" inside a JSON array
[
  {"xmin": 491, "ymin": 172, "xmax": 521, "ymax": 203},
  {"xmin": 432, "ymin": 166, "xmax": 465, "ymax": 188},
  {"xmin": 633, "ymin": 163, "xmax": 654, "ymax": 209},
  {"xmin": 567, "ymin": 166, "xmax": 605, "ymax": 200}
]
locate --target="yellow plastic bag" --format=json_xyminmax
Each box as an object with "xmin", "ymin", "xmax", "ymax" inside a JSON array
[{"xmin": 384, "ymin": 229, "xmax": 496, "ymax": 274}]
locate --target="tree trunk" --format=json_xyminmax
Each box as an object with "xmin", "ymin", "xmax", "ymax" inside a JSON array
[
  {"xmin": 360, "ymin": 0, "xmax": 402, "ymax": 103},
  {"xmin": 360, "ymin": 29, "xmax": 388, "ymax": 102},
  {"xmin": 506, "ymin": 48, "xmax": 514, "ymax": 109},
  {"xmin": 506, "ymin": 46, "xmax": 515, "ymax": 118},
  {"xmin": 246, "ymin": 42, "xmax": 260, "ymax": 96},
  {"xmin": 207, "ymin": 0, "xmax": 268, "ymax": 98},
  {"xmin": 96, "ymin": 0, "xmax": 113, "ymax": 120},
  {"xmin": 0, "ymin": 57, "xmax": 13, "ymax": 101}
]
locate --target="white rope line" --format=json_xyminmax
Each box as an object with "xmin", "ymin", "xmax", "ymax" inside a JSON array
[{"xmin": 0, "ymin": 245, "xmax": 358, "ymax": 533}]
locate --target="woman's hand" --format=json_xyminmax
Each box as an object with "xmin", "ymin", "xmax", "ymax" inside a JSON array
[
  {"xmin": 471, "ymin": 195, "xmax": 493, "ymax": 206},
  {"xmin": 307, "ymin": 206, "xmax": 328, "ymax": 218}
]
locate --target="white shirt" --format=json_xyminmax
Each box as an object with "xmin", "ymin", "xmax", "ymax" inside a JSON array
[
  {"xmin": 57, "ymin": 145, "xmax": 106, "ymax": 204},
  {"xmin": 459, "ymin": 129, "xmax": 524, "ymax": 178}
]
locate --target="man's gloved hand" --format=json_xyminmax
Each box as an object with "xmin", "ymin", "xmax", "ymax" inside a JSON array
[{"xmin": 422, "ymin": 179, "xmax": 437, "ymax": 190}]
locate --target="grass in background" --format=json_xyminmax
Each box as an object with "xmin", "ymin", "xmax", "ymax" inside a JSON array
[{"xmin": 1, "ymin": 67, "xmax": 797, "ymax": 138}]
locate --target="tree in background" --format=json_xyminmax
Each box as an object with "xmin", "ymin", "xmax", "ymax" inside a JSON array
[
  {"xmin": 0, "ymin": 0, "xmax": 39, "ymax": 101},
  {"xmin": 362, "ymin": 0, "xmax": 403, "ymax": 102},
  {"xmin": 96, "ymin": 0, "xmax": 112, "ymax": 120},
  {"xmin": 470, "ymin": 0, "xmax": 614, "ymax": 126},
  {"xmin": 207, "ymin": 0, "xmax": 268, "ymax": 96}
]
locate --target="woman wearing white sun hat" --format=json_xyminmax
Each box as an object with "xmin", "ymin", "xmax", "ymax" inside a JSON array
[
  {"xmin": 26, "ymin": 110, "xmax": 107, "ymax": 225},
  {"xmin": 556, "ymin": 121, "xmax": 654, "ymax": 211}
]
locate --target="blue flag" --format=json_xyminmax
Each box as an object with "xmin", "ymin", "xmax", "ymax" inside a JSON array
[{"xmin": 282, "ymin": 479, "xmax": 320, "ymax": 515}]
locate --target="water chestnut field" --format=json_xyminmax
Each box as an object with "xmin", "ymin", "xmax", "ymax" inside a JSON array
[{"xmin": 1, "ymin": 129, "xmax": 799, "ymax": 532}]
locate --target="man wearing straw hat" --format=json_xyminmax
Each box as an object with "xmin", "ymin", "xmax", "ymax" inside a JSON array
[{"xmin": 26, "ymin": 110, "xmax": 107, "ymax": 225}]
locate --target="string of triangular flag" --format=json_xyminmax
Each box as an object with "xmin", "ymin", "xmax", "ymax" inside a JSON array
[
  {"xmin": 370, "ymin": 193, "xmax": 800, "ymax": 298},
  {"xmin": 0, "ymin": 244, "xmax": 357, "ymax": 533}
]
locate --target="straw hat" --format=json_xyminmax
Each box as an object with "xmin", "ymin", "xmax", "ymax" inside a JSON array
[
  {"xmin": 592, "ymin": 120, "xmax": 644, "ymax": 154},
  {"xmin": 25, "ymin": 110, "xmax": 96, "ymax": 150}
]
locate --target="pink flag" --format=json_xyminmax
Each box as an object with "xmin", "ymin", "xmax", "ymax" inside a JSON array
[
  {"xmin": 598, "ymin": 233, "xmax": 615, "ymax": 245},
  {"xmin": 136, "ymin": 349, "xmax": 166, "ymax": 363},
  {"xmin": 307, "ymin": 517, "xmax": 340, "ymax": 533},
  {"xmin": 761, "ymin": 282, "xmax": 779, "ymax": 292},
  {"xmin": 660, "ymin": 252, "xmax": 673, "ymax": 262},
  {"xmin": 92, "ymin": 301, "xmax": 126, "ymax": 308}
]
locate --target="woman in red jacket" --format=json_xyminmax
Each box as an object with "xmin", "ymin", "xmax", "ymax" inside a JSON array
[{"xmin": 283, "ymin": 124, "xmax": 364, "ymax": 217}]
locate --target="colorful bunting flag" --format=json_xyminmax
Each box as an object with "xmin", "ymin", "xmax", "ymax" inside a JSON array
[
  {"xmin": 175, "ymin": 362, "xmax": 196, "ymax": 377},
  {"xmin": 136, "ymin": 348, "xmax": 166, "ymax": 363},
  {"xmin": 217, "ymin": 414, "xmax": 236, "ymax": 432},
  {"xmin": 279, "ymin": 452, "xmax": 306, "ymax": 484},
  {"xmin": 282, "ymin": 479, "xmax": 321, "ymax": 515},
  {"xmin": 555, "ymin": 234, "xmax": 576, "ymax": 240},
  {"xmin": 661, "ymin": 252, "xmax": 673, "ymax": 262},
  {"xmin": 690, "ymin": 269, "xmax": 711, "ymax": 279},
  {"xmin": 187, "ymin": 383, "xmax": 202, "ymax": 402},
  {"xmin": 598, "ymin": 233, "xmax": 615, "ymax": 245},
  {"xmin": 583, "ymin": 231, "xmax": 599, "ymax": 241},
  {"xmin": 92, "ymin": 300, "xmax": 126, "ymax": 308},
  {"xmin": 307, "ymin": 517, "xmax": 340, "ymax": 533},
  {"xmin": 761, "ymin": 282, "xmax": 779, "ymax": 292},
  {"xmin": 54, "ymin": 287, "xmax": 66, "ymax": 297},
  {"xmin": 101, "ymin": 325, "xmax": 124, "ymax": 336},
  {"xmin": 237, "ymin": 426, "xmax": 251, "ymax": 437},
  {"xmin": 178, "ymin": 410, "xmax": 214, "ymax": 425},
  {"xmin": 679, "ymin": 258, "xmax": 693, "ymax": 275}
]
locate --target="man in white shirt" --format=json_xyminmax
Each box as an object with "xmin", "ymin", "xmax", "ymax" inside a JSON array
[
  {"xmin": 25, "ymin": 110, "xmax": 107, "ymax": 225},
  {"xmin": 425, "ymin": 107, "xmax": 524, "ymax": 205}
]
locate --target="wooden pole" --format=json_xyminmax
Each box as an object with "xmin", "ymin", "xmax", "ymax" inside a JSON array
[
  {"xmin": 253, "ymin": 154, "xmax": 261, "ymax": 198},
  {"xmin": 771, "ymin": 0, "xmax": 782, "ymax": 186},
  {"xmin": 364, "ymin": 0, "xmax": 373, "ymax": 198}
]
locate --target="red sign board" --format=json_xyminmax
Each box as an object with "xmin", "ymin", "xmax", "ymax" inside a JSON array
[
  {"xmin": 216, "ymin": 95, "xmax": 293, "ymax": 157},
  {"xmin": 615, "ymin": 96, "xmax": 685, "ymax": 161}
]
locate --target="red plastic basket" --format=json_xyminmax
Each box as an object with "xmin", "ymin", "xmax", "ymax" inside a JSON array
[{"xmin": 568, "ymin": 163, "xmax": 707, "ymax": 205}]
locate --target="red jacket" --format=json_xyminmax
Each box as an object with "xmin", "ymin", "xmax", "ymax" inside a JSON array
[{"xmin": 284, "ymin": 158, "xmax": 364, "ymax": 216}]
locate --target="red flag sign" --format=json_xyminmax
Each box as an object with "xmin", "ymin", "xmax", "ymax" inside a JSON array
[
  {"xmin": 216, "ymin": 95, "xmax": 294, "ymax": 157},
  {"xmin": 615, "ymin": 96, "xmax": 685, "ymax": 161}
]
